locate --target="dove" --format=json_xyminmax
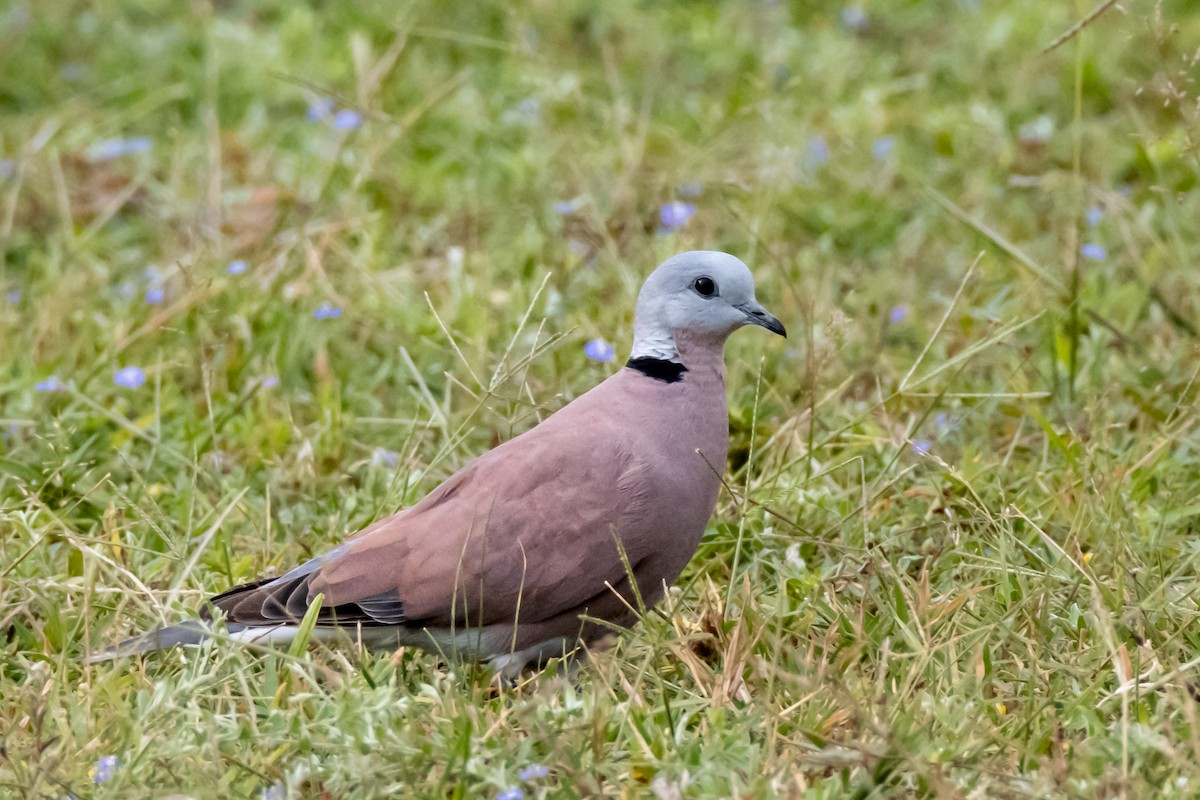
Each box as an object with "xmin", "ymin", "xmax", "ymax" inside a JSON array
[{"xmin": 90, "ymin": 250, "xmax": 786, "ymax": 676}]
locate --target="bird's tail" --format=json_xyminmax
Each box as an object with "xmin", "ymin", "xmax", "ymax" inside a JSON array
[{"xmin": 84, "ymin": 620, "xmax": 215, "ymax": 664}]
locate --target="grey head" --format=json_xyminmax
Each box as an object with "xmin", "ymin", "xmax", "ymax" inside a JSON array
[{"xmin": 630, "ymin": 250, "xmax": 786, "ymax": 362}]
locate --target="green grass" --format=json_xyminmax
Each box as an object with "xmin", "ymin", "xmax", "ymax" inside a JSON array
[{"xmin": 3, "ymin": 0, "xmax": 1200, "ymax": 797}]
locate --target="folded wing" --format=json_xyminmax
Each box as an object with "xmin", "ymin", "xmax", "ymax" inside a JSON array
[{"xmin": 208, "ymin": 418, "xmax": 659, "ymax": 633}]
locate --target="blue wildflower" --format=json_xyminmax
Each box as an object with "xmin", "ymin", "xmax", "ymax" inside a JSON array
[
  {"xmin": 1085, "ymin": 207, "xmax": 1103, "ymax": 227},
  {"xmin": 807, "ymin": 136, "xmax": 830, "ymax": 167},
  {"xmin": 496, "ymin": 789, "xmax": 524, "ymax": 800},
  {"xmin": 88, "ymin": 137, "xmax": 152, "ymax": 161},
  {"xmin": 372, "ymin": 448, "xmax": 400, "ymax": 468},
  {"xmin": 659, "ymin": 202, "xmax": 695, "ymax": 232},
  {"xmin": 889, "ymin": 305, "xmax": 907, "ymax": 323},
  {"xmin": 35, "ymin": 376, "xmax": 64, "ymax": 393},
  {"xmin": 307, "ymin": 97, "xmax": 334, "ymax": 121},
  {"xmin": 519, "ymin": 764, "xmax": 550, "ymax": 781},
  {"xmin": 841, "ymin": 6, "xmax": 868, "ymax": 29},
  {"xmin": 553, "ymin": 198, "xmax": 583, "ymax": 215},
  {"xmin": 503, "ymin": 97, "xmax": 541, "ymax": 126},
  {"xmin": 113, "ymin": 366, "xmax": 146, "ymax": 389},
  {"xmin": 261, "ymin": 784, "xmax": 286, "ymax": 800},
  {"xmin": 260, "ymin": 375, "xmax": 280, "ymax": 389},
  {"xmin": 872, "ymin": 136, "xmax": 895, "ymax": 161},
  {"xmin": 332, "ymin": 109, "xmax": 362, "ymax": 130},
  {"xmin": 90, "ymin": 755, "xmax": 119, "ymax": 783},
  {"xmin": 910, "ymin": 439, "xmax": 932, "ymax": 456},
  {"xmin": 227, "ymin": 259, "xmax": 248, "ymax": 275},
  {"xmin": 5, "ymin": 288, "xmax": 19, "ymax": 304},
  {"xmin": 313, "ymin": 303, "xmax": 343, "ymax": 320},
  {"xmin": 584, "ymin": 338, "xmax": 616, "ymax": 363},
  {"xmin": 1080, "ymin": 243, "xmax": 1107, "ymax": 261},
  {"xmin": 144, "ymin": 287, "xmax": 165, "ymax": 304}
]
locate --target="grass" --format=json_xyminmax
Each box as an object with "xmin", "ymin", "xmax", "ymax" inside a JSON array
[{"xmin": 2, "ymin": 0, "xmax": 1200, "ymax": 797}]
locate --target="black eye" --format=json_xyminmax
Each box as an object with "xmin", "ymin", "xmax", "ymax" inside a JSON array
[{"xmin": 693, "ymin": 276, "xmax": 717, "ymax": 297}]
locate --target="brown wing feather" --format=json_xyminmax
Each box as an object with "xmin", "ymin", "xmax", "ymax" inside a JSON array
[
  {"xmin": 203, "ymin": 568, "xmax": 406, "ymax": 628},
  {"xmin": 303, "ymin": 418, "xmax": 658, "ymax": 629}
]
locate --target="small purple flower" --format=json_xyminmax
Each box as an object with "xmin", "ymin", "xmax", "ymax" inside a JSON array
[
  {"xmin": 372, "ymin": 448, "xmax": 400, "ymax": 468},
  {"xmin": 332, "ymin": 109, "xmax": 362, "ymax": 130},
  {"xmin": 659, "ymin": 202, "xmax": 695, "ymax": 232},
  {"xmin": 1080, "ymin": 243, "xmax": 1107, "ymax": 261},
  {"xmin": 90, "ymin": 755, "xmax": 119, "ymax": 783},
  {"xmin": 518, "ymin": 764, "xmax": 549, "ymax": 781},
  {"xmin": 226, "ymin": 260, "xmax": 248, "ymax": 275},
  {"xmin": 261, "ymin": 784, "xmax": 286, "ymax": 800},
  {"xmin": 5, "ymin": 288, "xmax": 19, "ymax": 304},
  {"xmin": 889, "ymin": 305, "xmax": 907, "ymax": 323},
  {"xmin": 910, "ymin": 439, "xmax": 932, "ymax": 456},
  {"xmin": 35, "ymin": 376, "xmax": 64, "ymax": 393},
  {"xmin": 260, "ymin": 375, "xmax": 281, "ymax": 389},
  {"xmin": 934, "ymin": 412, "xmax": 949, "ymax": 429},
  {"xmin": 313, "ymin": 303, "xmax": 343, "ymax": 320},
  {"xmin": 807, "ymin": 136, "xmax": 830, "ymax": 167},
  {"xmin": 584, "ymin": 338, "xmax": 615, "ymax": 363},
  {"xmin": 503, "ymin": 97, "xmax": 541, "ymax": 126},
  {"xmin": 1086, "ymin": 206, "xmax": 1103, "ymax": 227},
  {"xmin": 113, "ymin": 366, "xmax": 146, "ymax": 389},
  {"xmin": 88, "ymin": 137, "xmax": 152, "ymax": 161},
  {"xmin": 144, "ymin": 287, "xmax": 165, "ymax": 304},
  {"xmin": 872, "ymin": 136, "xmax": 895, "ymax": 161},
  {"xmin": 307, "ymin": 97, "xmax": 334, "ymax": 121},
  {"xmin": 517, "ymin": 97, "xmax": 540, "ymax": 117},
  {"xmin": 841, "ymin": 6, "xmax": 868, "ymax": 29},
  {"xmin": 553, "ymin": 198, "xmax": 583, "ymax": 215},
  {"xmin": 496, "ymin": 789, "xmax": 524, "ymax": 800}
]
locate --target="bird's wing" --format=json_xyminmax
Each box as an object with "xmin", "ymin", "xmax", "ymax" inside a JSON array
[{"xmin": 210, "ymin": 414, "xmax": 662, "ymax": 631}]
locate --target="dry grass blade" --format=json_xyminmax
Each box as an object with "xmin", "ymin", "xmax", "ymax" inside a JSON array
[{"xmin": 1042, "ymin": 0, "xmax": 1122, "ymax": 54}]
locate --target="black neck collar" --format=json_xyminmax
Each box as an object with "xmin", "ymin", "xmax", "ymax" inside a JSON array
[{"xmin": 626, "ymin": 357, "xmax": 687, "ymax": 384}]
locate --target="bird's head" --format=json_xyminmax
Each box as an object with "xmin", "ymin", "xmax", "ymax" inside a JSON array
[{"xmin": 631, "ymin": 251, "xmax": 785, "ymax": 362}]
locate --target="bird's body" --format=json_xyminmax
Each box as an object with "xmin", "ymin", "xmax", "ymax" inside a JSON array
[{"xmin": 92, "ymin": 251, "xmax": 784, "ymax": 675}]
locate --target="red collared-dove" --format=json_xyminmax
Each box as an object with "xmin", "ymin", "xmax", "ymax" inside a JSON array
[{"xmin": 91, "ymin": 250, "xmax": 786, "ymax": 675}]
